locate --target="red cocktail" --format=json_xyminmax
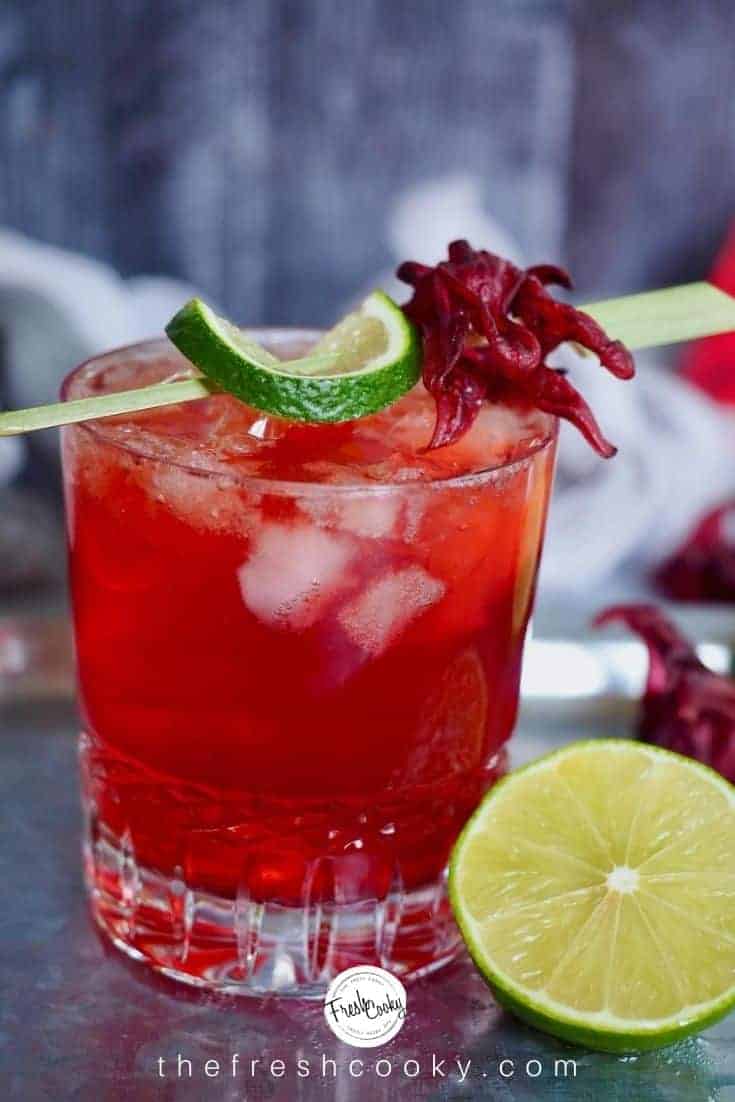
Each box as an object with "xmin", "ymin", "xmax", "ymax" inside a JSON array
[{"xmin": 62, "ymin": 332, "xmax": 556, "ymax": 994}]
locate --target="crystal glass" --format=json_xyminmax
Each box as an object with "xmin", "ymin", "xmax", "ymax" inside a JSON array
[{"xmin": 61, "ymin": 333, "xmax": 557, "ymax": 996}]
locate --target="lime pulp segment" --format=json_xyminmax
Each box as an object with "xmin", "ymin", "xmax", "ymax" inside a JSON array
[
  {"xmin": 449, "ymin": 739, "xmax": 735, "ymax": 1052},
  {"xmin": 165, "ymin": 291, "xmax": 420, "ymax": 424}
]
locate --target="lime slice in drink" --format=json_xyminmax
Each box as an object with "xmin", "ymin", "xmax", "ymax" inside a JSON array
[
  {"xmin": 449, "ymin": 739, "xmax": 735, "ymax": 1052},
  {"xmin": 165, "ymin": 291, "xmax": 420, "ymax": 423}
]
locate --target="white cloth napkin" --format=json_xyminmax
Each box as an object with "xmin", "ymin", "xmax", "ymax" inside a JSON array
[
  {"xmin": 542, "ymin": 349, "xmax": 733, "ymax": 594},
  {"xmin": 0, "ymin": 228, "xmax": 200, "ymax": 461}
]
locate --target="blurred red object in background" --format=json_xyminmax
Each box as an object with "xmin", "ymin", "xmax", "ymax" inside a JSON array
[
  {"xmin": 681, "ymin": 220, "xmax": 735, "ymax": 404},
  {"xmin": 664, "ymin": 225, "xmax": 735, "ymax": 602},
  {"xmin": 654, "ymin": 499, "xmax": 735, "ymax": 603},
  {"xmin": 595, "ymin": 604, "xmax": 735, "ymax": 782}
]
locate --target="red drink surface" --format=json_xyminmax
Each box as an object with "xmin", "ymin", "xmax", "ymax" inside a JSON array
[{"xmin": 63, "ymin": 337, "xmax": 556, "ymax": 917}]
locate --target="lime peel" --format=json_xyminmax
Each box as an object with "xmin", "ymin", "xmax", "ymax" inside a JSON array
[{"xmin": 165, "ymin": 291, "xmax": 421, "ymax": 424}]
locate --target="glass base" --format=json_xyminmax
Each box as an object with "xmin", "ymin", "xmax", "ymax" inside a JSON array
[{"xmin": 84, "ymin": 827, "xmax": 462, "ymax": 997}]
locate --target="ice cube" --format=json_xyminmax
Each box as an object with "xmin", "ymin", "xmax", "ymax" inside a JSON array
[
  {"xmin": 328, "ymin": 493, "xmax": 405, "ymax": 539},
  {"xmin": 238, "ymin": 523, "xmax": 356, "ymax": 629},
  {"xmin": 437, "ymin": 402, "xmax": 552, "ymax": 475},
  {"xmin": 66, "ymin": 430, "xmax": 116, "ymax": 501},
  {"xmin": 300, "ymin": 485, "xmax": 404, "ymax": 540},
  {"xmin": 339, "ymin": 565, "xmax": 445, "ymax": 657},
  {"xmin": 148, "ymin": 463, "xmax": 256, "ymax": 536},
  {"xmin": 402, "ymin": 492, "xmax": 429, "ymax": 541},
  {"xmin": 336, "ymin": 494, "xmax": 403, "ymax": 539}
]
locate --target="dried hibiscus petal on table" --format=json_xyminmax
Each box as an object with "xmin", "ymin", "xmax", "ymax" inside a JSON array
[
  {"xmin": 654, "ymin": 499, "xmax": 735, "ymax": 603},
  {"xmin": 595, "ymin": 604, "xmax": 735, "ymax": 782},
  {"xmin": 397, "ymin": 240, "xmax": 635, "ymax": 453}
]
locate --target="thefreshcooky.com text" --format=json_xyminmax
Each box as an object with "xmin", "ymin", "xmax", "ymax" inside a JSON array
[{"xmin": 154, "ymin": 1052, "xmax": 578, "ymax": 1083}]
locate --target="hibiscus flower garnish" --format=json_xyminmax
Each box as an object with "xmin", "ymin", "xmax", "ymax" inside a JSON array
[{"xmin": 398, "ymin": 240, "xmax": 635, "ymax": 453}]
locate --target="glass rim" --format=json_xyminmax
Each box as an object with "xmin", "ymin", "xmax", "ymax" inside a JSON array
[{"xmin": 61, "ymin": 334, "xmax": 559, "ymax": 497}]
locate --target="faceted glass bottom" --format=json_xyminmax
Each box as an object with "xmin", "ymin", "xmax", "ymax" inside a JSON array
[
  {"xmin": 79, "ymin": 725, "xmax": 507, "ymax": 997},
  {"xmin": 84, "ymin": 826, "xmax": 462, "ymax": 997}
]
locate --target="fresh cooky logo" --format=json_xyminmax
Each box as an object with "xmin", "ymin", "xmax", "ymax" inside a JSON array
[{"xmin": 324, "ymin": 967, "xmax": 407, "ymax": 1047}]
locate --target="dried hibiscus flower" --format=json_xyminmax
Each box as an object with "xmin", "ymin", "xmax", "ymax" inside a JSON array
[
  {"xmin": 398, "ymin": 240, "xmax": 635, "ymax": 453},
  {"xmin": 654, "ymin": 499, "xmax": 735, "ymax": 603},
  {"xmin": 595, "ymin": 603, "xmax": 735, "ymax": 782}
]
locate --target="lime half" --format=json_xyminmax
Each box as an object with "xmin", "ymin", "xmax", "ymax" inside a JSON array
[
  {"xmin": 165, "ymin": 291, "xmax": 420, "ymax": 423},
  {"xmin": 449, "ymin": 739, "xmax": 735, "ymax": 1052}
]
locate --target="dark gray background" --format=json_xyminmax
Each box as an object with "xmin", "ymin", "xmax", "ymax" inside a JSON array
[{"xmin": 1, "ymin": 0, "xmax": 734, "ymax": 325}]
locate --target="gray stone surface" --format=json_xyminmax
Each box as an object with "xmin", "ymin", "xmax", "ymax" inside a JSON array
[{"xmin": 1, "ymin": 701, "xmax": 734, "ymax": 1100}]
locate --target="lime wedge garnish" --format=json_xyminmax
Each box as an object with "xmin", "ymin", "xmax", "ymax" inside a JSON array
[
  {"xmin": 165, "ymin": 291, "xmax": 420, "ymax": 423},
  {"xmin": 449, "ymin": 739, "xmax": 735, "ymax": 1052}
]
